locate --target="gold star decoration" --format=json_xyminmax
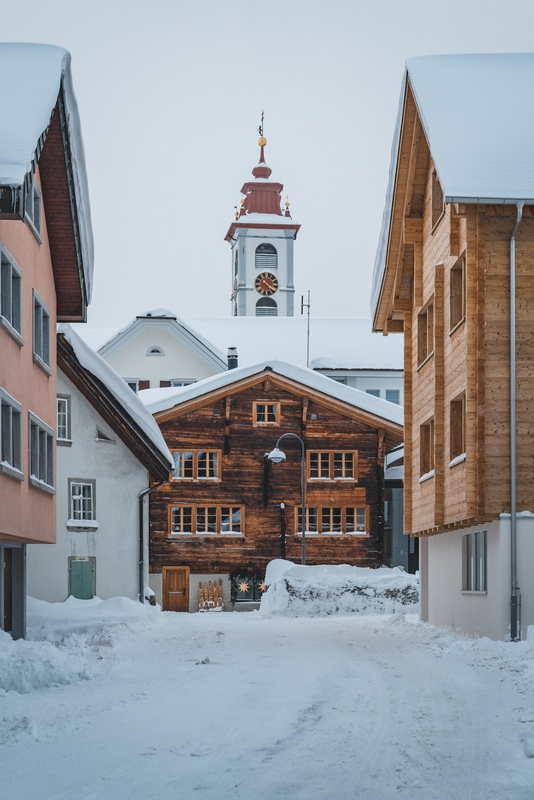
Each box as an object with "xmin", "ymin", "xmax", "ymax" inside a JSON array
[
  {"xmin": 238, "ymin": 581, "xmax": 250, "ymax": 594},
  {"xmin": 259, "ymin": 582, "xmax": 266, "ymax": 593}
]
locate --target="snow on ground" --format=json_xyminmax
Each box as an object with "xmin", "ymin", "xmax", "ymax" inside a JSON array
[
  {"xmin": 2, "ymin": 600, "xmax": 534, "ymax": 799},
  {"xmin": 261, "ymin": 561, "xmax": 418, "ymax": 616}
]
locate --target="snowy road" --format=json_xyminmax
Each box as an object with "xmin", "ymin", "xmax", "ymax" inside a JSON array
[{"xmin": 2, "ymin": 612, "xmax": 534, "ymax": 800}]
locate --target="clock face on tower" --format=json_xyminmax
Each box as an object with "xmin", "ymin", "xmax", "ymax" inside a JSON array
[{"xmin": 255, "ymin": 272, "xmax": 279, "ymax": 296}]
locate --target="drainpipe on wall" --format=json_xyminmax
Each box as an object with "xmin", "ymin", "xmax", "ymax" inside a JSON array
[
  {"xmin": 510, "ymin": 201, "xmax": 524, "ymax": 641},
  {"xmin": 139, "ymin": 480, "xmax": 166, "ymax": 603}
]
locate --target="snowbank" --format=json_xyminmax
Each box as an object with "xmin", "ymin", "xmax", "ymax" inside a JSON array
[
  {"xmin": 260, "ymin": 560, "xmax": 418, "ymax": 617},
  {"xmin": 0, "ymin": 596, "xmax": 162, "ymax": 695},
  {"xmin": 27, "ymin": 595, "xmax": 160, "ymax": 642}
]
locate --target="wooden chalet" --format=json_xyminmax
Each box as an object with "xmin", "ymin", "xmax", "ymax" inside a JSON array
[
  {"xmin": 142, "ymin": 361, "xmax": 403, "ymax": 611},
  {"xmin": 372, "ymin": 53, "xmax": 534, "ymax": 639}
]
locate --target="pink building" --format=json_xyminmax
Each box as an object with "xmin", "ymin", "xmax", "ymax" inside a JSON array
[{"xmin": 0, "ymin": 44, "xmax": 93, "ymax": 638}]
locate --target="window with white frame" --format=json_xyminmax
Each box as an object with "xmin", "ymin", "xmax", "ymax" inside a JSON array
[
  {"xmin": 462, "ymin": 531, "xmax": 486, "ymax": 592},
  {"xmin": 25, "ymin": 176, "xmax": 41, "ymax": 236},
  {"xmin": 70, "ymin": 480, "xmax": 95, "ymax": 521},
  {"xmin": 296, "ymin": 506, "xmax": 367, "ymax": 535},
  {"xmin": 386, "ymin": 389, "xmax": 400, "ymax": 405},
  {"xmin": 170, "ymin": 378, "xmax": 196, "ymax": 387},
  {"xmin": 169, "ymin": 505, "xmax": 243, "ymax": 535},
  {"xmin": 28, "ymin": 412, "xmax": 54, "ymax": 491},
  {"xmin": 124, "ymin": 378, "xmax": 139, "ymax": 393},
  {"xmin": 33, "ymin": 290, "xmax": 50, "ymax": 371},
  {"xmin": 57, "ymin": 396, "xmax": 71, "ymax": 442},
  {"xmin": 0, "ymin": 246, "xmax": 22, "ymax": 341},
  {"xmin": 0, "ymin": 388, "xmax": 23, "ymax": 479},
  {"xmin": 366, "ymin": 389, "xmax": 380, "ymax": 398},
  {"xmin": 146, "ymin": 345, "xmax": 165, "ymax": 356}
]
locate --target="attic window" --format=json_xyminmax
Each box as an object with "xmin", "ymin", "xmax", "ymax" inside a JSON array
[
  {"xmin": 95, "ymin": 428, "xmax": 115, "ymax": 444},
  {"xmin": 147, "ymin": 346, "xmax": 165, "ymax": 357},
  {"xmin": 431, "ymin": 170, "xmax": 444, "ymax": 229},
  {"xmin": 25, "ymin": 176, "xmax": 41, "ymax": 238}
]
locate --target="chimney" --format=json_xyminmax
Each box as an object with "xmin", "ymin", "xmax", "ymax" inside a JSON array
[{"xmin": 227, "ymin": 347, "xmax": 238, "ymax": 370}]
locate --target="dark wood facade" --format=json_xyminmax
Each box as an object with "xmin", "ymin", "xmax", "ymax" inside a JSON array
[{"xmin": 149, "ymin": 370, "xmax": 402, "ymax": 582}]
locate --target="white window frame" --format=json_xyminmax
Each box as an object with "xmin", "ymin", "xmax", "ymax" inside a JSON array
[
  {"xmin": 386, "ymin": 389, "xmax": 400, "ymax": 405},
  {"xmin": 32, "ymin": 289, "xmax": 51, "ymax": 374},
  {"xmin": 25, "ymin": 176, "xmax": 42, "ymax": 240},
  {"xmin": 0, "ymin": 245, "xmax": 23, "ymax": 344},
  {"xmin": 170, "ymin": 378, "xmax": 196, "ymax": 387},
  {"xmin": 67, "ymin": 479, "xmax": 98, "ymax": 530},
  {"xmin": 28, "ymin": 411, "xmax": 54, "ymax": 493},
  {"xmin": 462, "ymin": 531, "xmax": 487, "ymax": 593},
  {"xmin": 146, "ymin": 345, "xmax": 165, "ymax": 357},
  {"xmin": 0, "ymin": 388, "xmax": 23, "ymax": 481},
  {"xmin": 57, "ymin": 395, "xmax": 72, "ymax": 445},
  {"xmin": 124, "ymin": 378, "xmax": 139, "ymax": 393}
]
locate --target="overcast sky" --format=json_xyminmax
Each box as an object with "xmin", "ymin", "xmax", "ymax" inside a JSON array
[{"xmin": 4, "ymin": 0, "xmax": 534, "ymax": 329}]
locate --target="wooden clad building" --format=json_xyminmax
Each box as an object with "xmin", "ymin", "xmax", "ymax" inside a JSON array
[
  {"xmin": 372, "ymin": 53, "xmax": 534, "ymax": 639},
  {"xmin": 143, "ymin": 362, "xmax": 403, "ymax": 611}
]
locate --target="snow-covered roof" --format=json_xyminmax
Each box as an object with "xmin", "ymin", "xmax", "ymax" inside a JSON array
[
  {"xmin": 139, "ymin": 359, "xmax": 404, "ymax": 427},
  {"xmin": 58, "ymin": 324, "xmax": 173, "ymax": 466},
  {"xmin": 372, "ymin": 52, "xmax": 534, "ymax": 319},
  {"xmin": 78, "ymin": 313, "xmax": 403, "ymax": 371},
  {"xmin": 0, "ymin": 43, "xmax": 94, "ymax": 302}
]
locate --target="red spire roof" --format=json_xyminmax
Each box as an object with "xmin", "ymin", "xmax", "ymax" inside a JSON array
[{"xmin": 225, "ymin": 134, "xmax": 300, "ymax": 242}]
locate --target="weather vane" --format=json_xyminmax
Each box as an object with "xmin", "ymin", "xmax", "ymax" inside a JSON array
[{"xmin": 257, "ymin": 110, "xmax": 264, "ymax": 138}]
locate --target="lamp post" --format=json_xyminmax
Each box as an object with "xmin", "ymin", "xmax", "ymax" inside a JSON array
[{"xmin": 267, "ymin": 433, "xmax": 306, "ymax": 565}]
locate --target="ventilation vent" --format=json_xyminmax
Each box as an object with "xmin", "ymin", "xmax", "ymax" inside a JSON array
[
  {"xmin": 146, "ymin": 345, "xmax": 165, "ymax": 357},
  {"xmin": 95, "ymin": 428, "xmax": 115, "ymax": 443},
  {"xmin": 255, "ymin": 243, "xmax": 277, "ymax": 271},
  {"xmin": 256, "ymin": 297, "xmax": 278, "ymax": 317}
]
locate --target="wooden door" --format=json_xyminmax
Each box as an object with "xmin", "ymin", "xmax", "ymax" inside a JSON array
[
  {"xmin": 69, "ymin": 557, "xmax": 95, "ymax": 599},
  {"xmin": 163, "ymin": 567, "xmax": 190, "ymax": 612}
]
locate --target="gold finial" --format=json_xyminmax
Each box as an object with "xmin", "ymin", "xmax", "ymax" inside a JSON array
[
  {"xmin": 234, "ymin": 204, "xmax": 239, "ymax": 220},
  {"xmin": 240, "ymin": 198, "xmax": 244, "ymax": 206},
  {"xmin": 285, "ymin": 195, "xmax": 290, "ymax": 209},
  {"xmin": 257, "ymin": 110, "xmax": 266, "ymax": 147}
]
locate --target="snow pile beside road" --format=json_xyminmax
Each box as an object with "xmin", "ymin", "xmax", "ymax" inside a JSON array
[
  {"xmin": 0, "ymin": 596, "xmax": 162, "ymax": 695},
  {"xmin": 260, "ymin": 560, "xmax": 418, "ymax": 616},
  {"xmin": 0, "ymin": 630, "xmax": 90, "ymax": 694},
  {"xmin": 27, "ymin": 595, "xmax": 161, "ymax": 643}
]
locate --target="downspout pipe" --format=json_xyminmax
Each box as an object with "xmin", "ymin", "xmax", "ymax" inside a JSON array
[
  {"xmin": 139, "ymin": 480, "xmax": 166, "ymax": 603},
  {"xmin": 510, "ymin": 201, "xmax": 524, "ymax": 641}
]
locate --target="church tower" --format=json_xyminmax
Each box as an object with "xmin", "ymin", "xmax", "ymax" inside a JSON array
[{"xmin": 225, "ymin": 123, "xmax": 300, "ymax": 317}]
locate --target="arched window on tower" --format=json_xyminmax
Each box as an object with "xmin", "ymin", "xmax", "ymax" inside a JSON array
[
  {"xmin": 256, "ymin": 297, "xmax": 278, "ymax": 317},
  {"xmin": 255, "ymin": 243, "xmax": 277, "ymax": 271}
]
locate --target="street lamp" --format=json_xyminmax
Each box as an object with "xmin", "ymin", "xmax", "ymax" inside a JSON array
[{"xmin": 267, "ymin": 433, "xmax": 306, "ymax": 565}]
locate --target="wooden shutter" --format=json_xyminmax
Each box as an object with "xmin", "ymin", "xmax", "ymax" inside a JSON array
[
  {"xmin": 139, "ymin": 380, "xmax": 150, "ymax": 390},
  {"xmin": 160, "ymin": 380, "xmax": 171, "ymax": 388}
]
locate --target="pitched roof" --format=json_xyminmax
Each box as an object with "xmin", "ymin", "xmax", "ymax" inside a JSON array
[
  {"xmin": 371, "ymin": 52, "xmax": 534, "ymax": 321},
  {"xmin": 0, "ymin": 43, "xmax": 94, "ymax": 312},
  {"xmin": 139, "ymin": 359, "xmax": 404, "ymax": 430},
  {"xmin": 58, "ymin": 324, "xmax": 173, "ymax": 480}
]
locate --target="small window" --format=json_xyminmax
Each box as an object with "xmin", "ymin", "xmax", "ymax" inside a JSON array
[
  {"xmin": 418, "ymin": 299, "xmax": 434, "ymax": 365},
  {"xmin": 450, "ymin": 394, "xmax": 465, "ymax": 462},
  {"xmin": 297, "ymin": 507, "xmax": 318, "ymax": 533},
  {"xmin": 431, "ymin": 170, "xmax": 444, "ymax": 229},
  {"xmin": 170, "ymin": 378, "xmax": 196, "ymax": 387},
  {"xmin": 254, "ymin": 402, "xmax": 280, "ymax": 426},
  {"xmin": 25, "ymin": 176, "xmax": 41, "ymax": 237},
  {"xmin": 0, "ymin": 246, "xmax": 22, "ymax": 341},
  {"xmin": 450, "ymin": 254, "xmax": 466, "ymax": 331},
  {"xmin": 146, "ymin": 346, "xmax": 165, "ymax": 357},
  {"xmin": 255, "ymin": 243, "xmax": 278, "ymax": 271},
  {"xmin": 33, "ymin": 289, "xmax": 51, "ymax": 372},
  {"xmin": 57, "ymin": 395, "xmax": 71, "ymax": 443},
  {"xmin": 308, "ymin": 451, "xmax": 356, "ymax": 481},
  {"xmin": 256, "ymin": 297, "xmax": 277, "ymax": 317},
  {"xmin": 333, "ymin": 377, "xmax": 347, "ymax": 385},
  {"xmin": 420, "ymin": 418, "xmax": 435, "ymax": 477},
  {"xmin": 0, "ymin": 388, "xmax": 23, "ymax": 480},
  {"xmin": 70, "ymin": 480, "xmax": 95, "ymax": 521},
  {"xmin": 28, "ymin": 412, "xmax": 54, "ymax": 492},
  {"xmin": 124, "ymin": 378, "xmax": 139, "ymax": 393},
  {"xmin": 366, "ymin": 389, "xmax": 380, "ymax": 398},
  {"xmin": 173, "ymin": 450, "xmax": 220, "ymax": 480},
  {"xmin": 171, "ymin": 506, "xmax": 193, "ymax": 534},
  {"xmin": 296, "ymin": 506, "xmax": 367, "ymax": 535},
  {"xmin": 221, "ymin": 507, "xmax": 241, "ymax": 534},
  {"xmin": 386, "ymin": 389, "xmax": 400, "ymax": 405},
  {"xmin": 463, "ymin": 531, "xmax": 486, "ymax": 592}
]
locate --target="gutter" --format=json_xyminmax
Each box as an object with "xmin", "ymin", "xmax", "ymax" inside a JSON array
[
  {"xmin": 139, "ymin": 480, "xmax": 166, "ymax": 603},
  {"xmin": 509, "ymin": 202, "xmax": 524, "ymax": 641}
]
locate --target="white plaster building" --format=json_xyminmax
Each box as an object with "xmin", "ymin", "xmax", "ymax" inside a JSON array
[{"xmin": 27, "ymin": 326, "xmax": 172, "ymax": 603}]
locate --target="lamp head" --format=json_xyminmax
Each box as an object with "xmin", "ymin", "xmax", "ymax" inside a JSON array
[{"xmin": 267, "ymin": 447, "xmax": 286, "ymax": 464}]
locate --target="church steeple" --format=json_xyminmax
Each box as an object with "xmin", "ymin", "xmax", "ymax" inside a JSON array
[{"xmin": 225, "ymin": 117, "xmax": 300, "ymax": 318}]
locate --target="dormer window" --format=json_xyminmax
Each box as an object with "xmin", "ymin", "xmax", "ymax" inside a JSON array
[
  {"xmin": 146, "ymin": 346, "xmax": 165, "ymax": 357},
  {"xmin": 25, "ymin": 176, "xmax": 41, "ymax": 238},
  {"xmin": 255, "ymin": 243, "xmax": 277, "ymax": 271}
]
